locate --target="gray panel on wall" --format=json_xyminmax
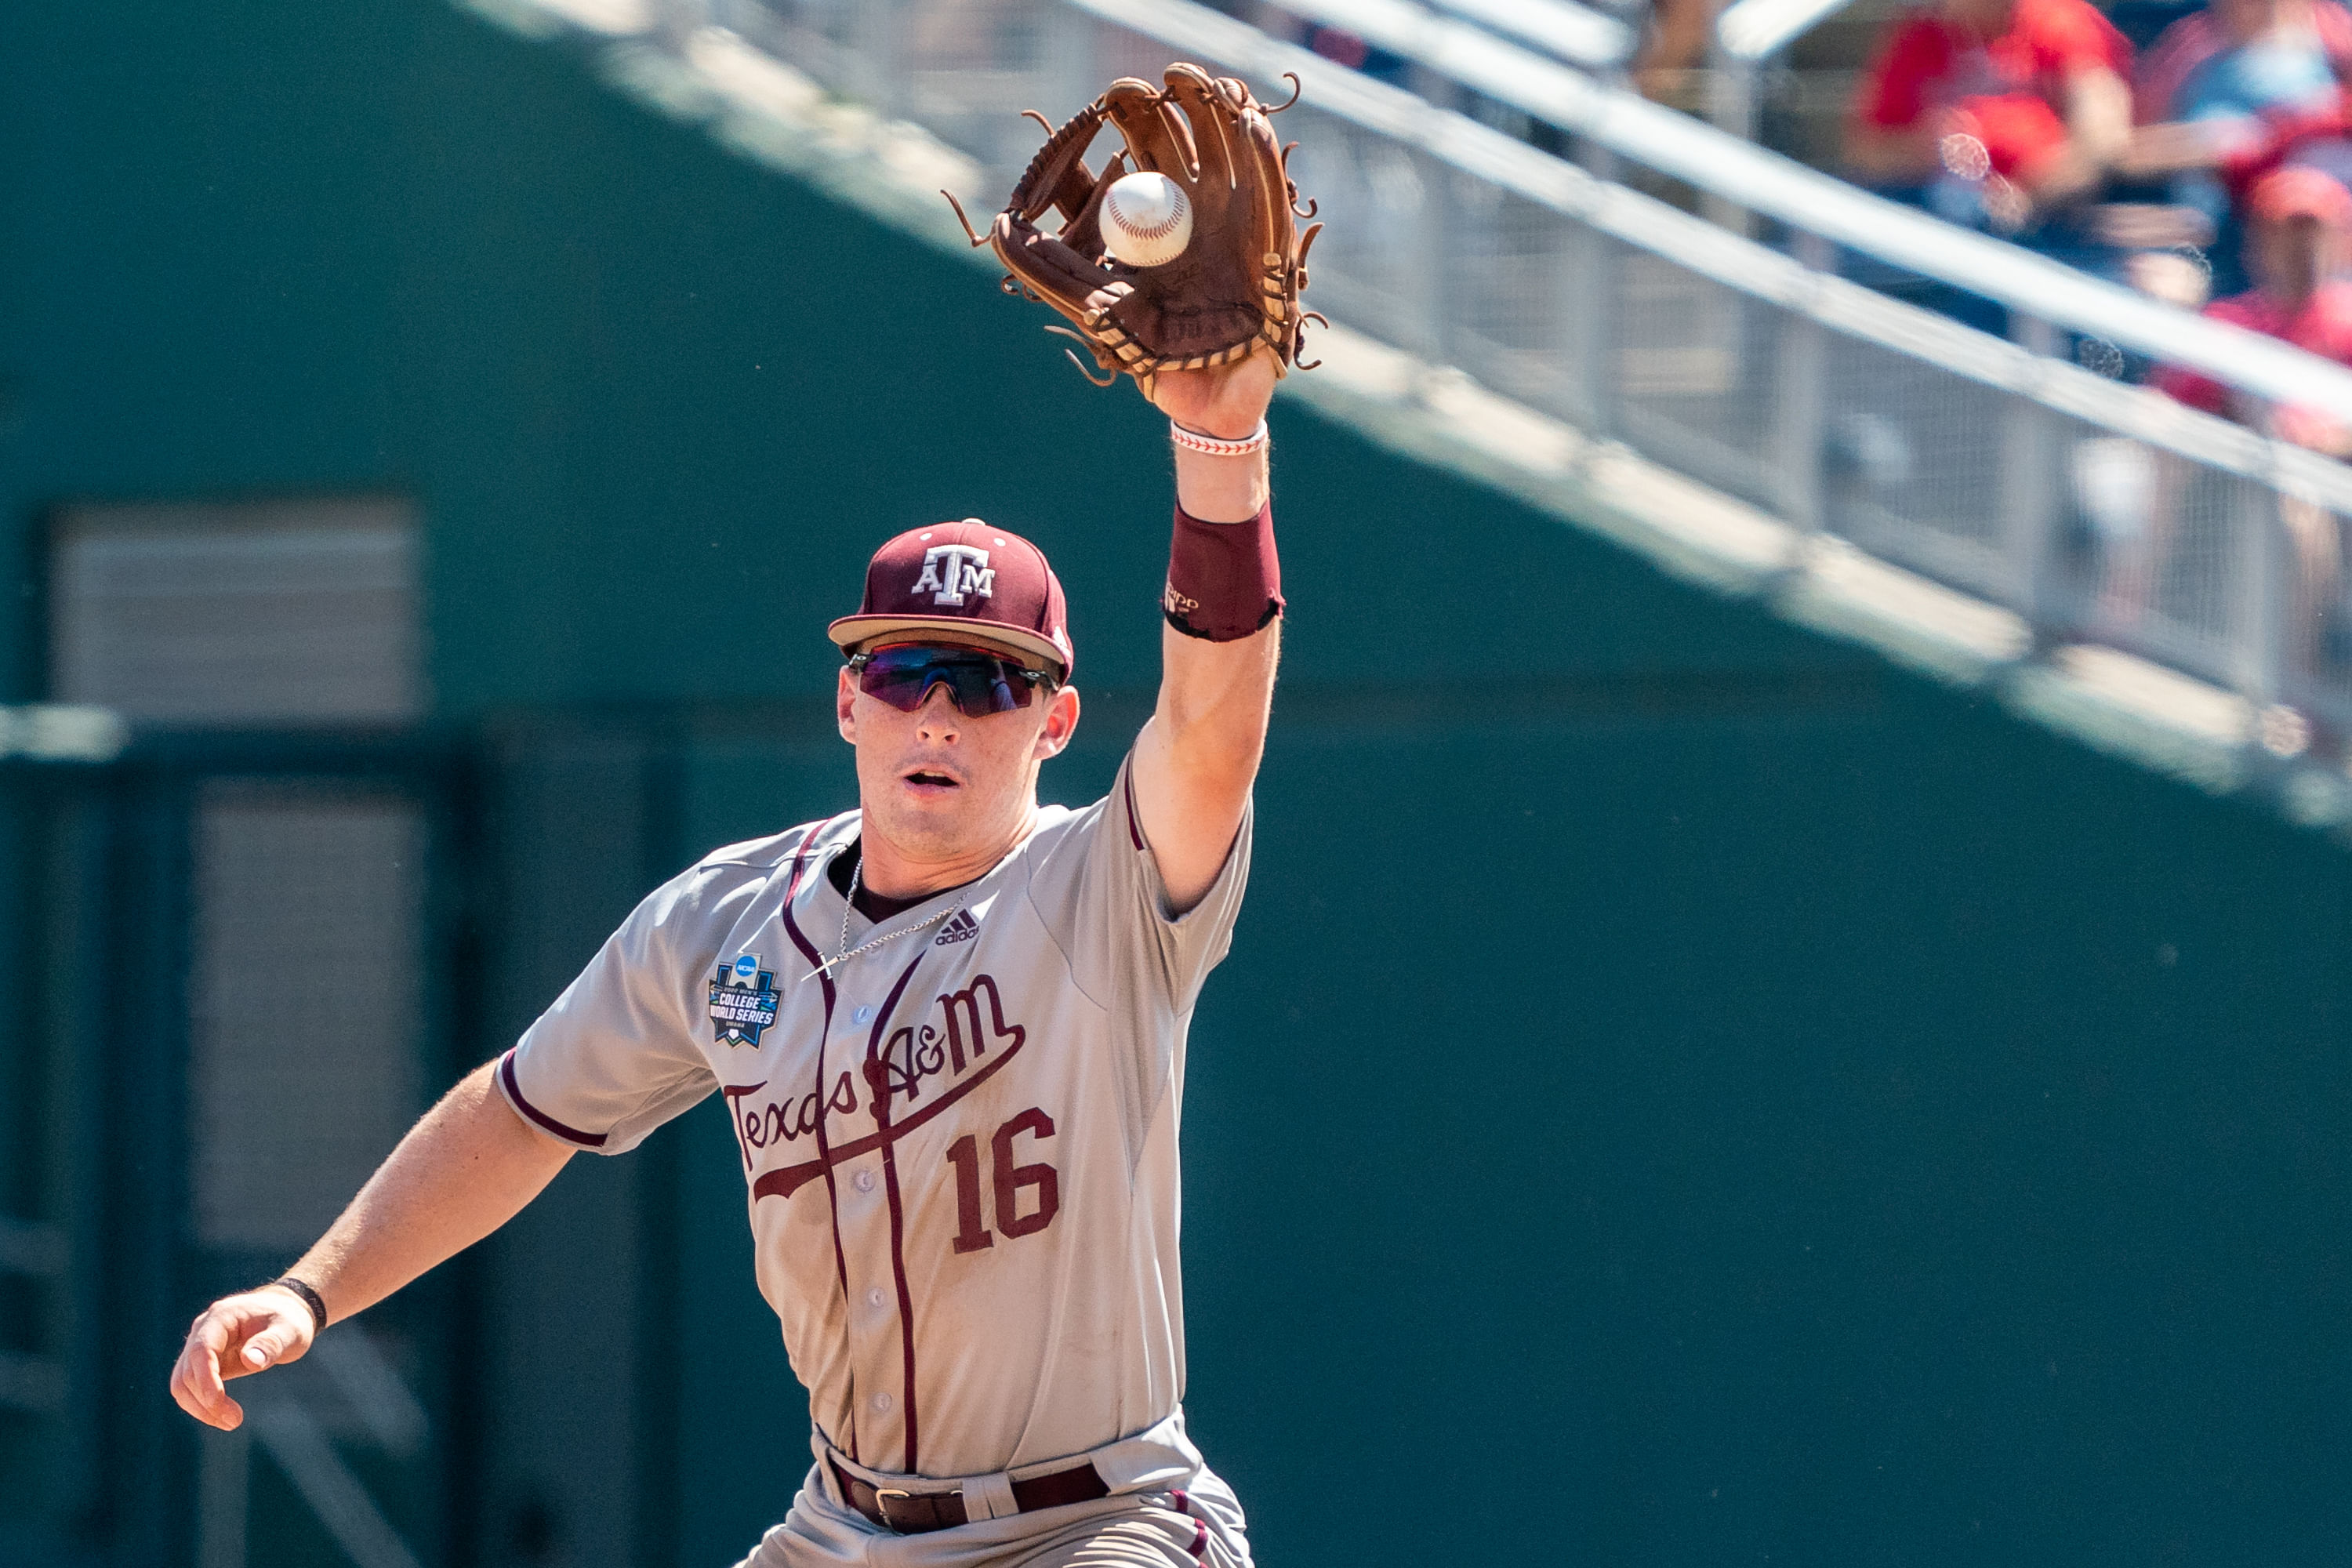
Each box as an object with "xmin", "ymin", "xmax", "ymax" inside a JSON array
[
  {"xmin": 190, "ymin": 782, "xmax": 425, "ymax": 1253},
  {"xmin": 49, "ymin": 498, "xmax": 423, "ymax": 726}
]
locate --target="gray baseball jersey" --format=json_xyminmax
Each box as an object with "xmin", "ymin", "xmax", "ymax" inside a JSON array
[{"xmin": 495, "ymin": 754, "xmax": 1250, "ymax": 1501}]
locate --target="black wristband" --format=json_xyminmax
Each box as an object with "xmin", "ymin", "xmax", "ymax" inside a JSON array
[{"xmin": 270, "ymin": 1276, "xmax": 328, "ymax": 1335}]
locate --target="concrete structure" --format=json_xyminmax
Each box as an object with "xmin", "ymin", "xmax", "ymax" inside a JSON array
[{"xmin": 4, "ymin": 4, "xmax": 2350, "ymax": 1566}]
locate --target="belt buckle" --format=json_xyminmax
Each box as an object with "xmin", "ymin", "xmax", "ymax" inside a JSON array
[{"xmin": 873, "ymin": 1487, "xmax": 962, "ymax": 1534}]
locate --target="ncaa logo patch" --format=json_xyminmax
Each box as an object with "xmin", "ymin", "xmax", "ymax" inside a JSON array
[{"xmin": 710, "ymin": 953, "xmax": 780, "ymax": 1047}]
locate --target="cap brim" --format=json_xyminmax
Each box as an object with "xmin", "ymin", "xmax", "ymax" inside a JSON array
[{"xmin": 827, "ymin": 614, "xmax": 1069, "ymax": 675}]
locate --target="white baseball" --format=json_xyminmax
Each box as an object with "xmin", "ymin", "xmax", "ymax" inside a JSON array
[{"xmin": 1100, "ymin": 172, "xmax": 1192, "ymax": 268}]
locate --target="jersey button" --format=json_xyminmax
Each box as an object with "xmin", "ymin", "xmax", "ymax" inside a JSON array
[
  {"xmin": 866, "ymin": 1287, "xmax": 885, "ymax": 1310},
  {"xmin": 869, "ymin": 1391, "xmax": 893, "ymax": 1414},
  {"xmin": 854, "ymin": 1170, "xmax": 876, "ymax": 1193}
]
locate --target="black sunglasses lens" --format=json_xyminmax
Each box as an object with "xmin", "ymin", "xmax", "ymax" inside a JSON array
[{"xmin": 858, "ymin": 648, "xmax": 1035, "ymax": 715}]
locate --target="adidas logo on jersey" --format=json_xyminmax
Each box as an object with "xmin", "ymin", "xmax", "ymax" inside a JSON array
[{"xmin": 934, "ymin": 910, "xmax": 980, "ymax": 946}]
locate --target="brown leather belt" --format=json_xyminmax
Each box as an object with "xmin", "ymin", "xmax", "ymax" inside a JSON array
[{"xmin": 831, "ymin": 1458, "xmax": 1109, "ymax": 1534}]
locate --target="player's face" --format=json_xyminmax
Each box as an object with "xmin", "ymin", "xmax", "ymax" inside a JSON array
[{"xmin": 836, "ymin": 642, "xmax": 1081, "ymax": 866}]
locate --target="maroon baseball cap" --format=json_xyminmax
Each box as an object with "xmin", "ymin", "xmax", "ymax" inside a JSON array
[{"xmin": 828, "ymin": 519, "xmax": 1074, "ymax": 677}]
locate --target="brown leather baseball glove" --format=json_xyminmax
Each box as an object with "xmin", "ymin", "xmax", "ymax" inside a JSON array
[{"xmin": 950, "ymin": 63, "xmax": 1323, "ymax": 396}]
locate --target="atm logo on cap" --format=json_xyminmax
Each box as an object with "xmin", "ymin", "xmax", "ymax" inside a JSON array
[{"xmin": 912, "ymin": 546, "xmax": 994, "ymax": 607}]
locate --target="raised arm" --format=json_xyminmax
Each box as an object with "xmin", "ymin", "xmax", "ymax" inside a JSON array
[
  {"xmin": 1130, "ymin": 349, "xmax": 1283, "ymax": 913},
  {"xmin": 169, "ymin": 1059, "xmax": 573, "ymax": 1430},
  {"xmin": 2035, "ymin": 64, "xmax": 2132, "ymax": 201}
]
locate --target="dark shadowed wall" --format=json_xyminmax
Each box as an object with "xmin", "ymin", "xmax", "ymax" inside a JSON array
[{"xmin": 4, "ymin": 4, "xmax": 2350, "ymax": 1567}]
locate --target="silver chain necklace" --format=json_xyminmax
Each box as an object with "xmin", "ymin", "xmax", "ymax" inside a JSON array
[{"xmin": 804, "ymin": 855, "xmax": 960, "ymax": 983}]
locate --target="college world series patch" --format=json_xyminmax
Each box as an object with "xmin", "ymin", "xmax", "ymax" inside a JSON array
[{"xmin": 710, "ymin": 953, "xmax": 780, "ymax": 1047}]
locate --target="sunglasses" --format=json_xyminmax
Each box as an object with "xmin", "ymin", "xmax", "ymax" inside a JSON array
[{"xmin": 849, "ymin": 644, "xmax": 1051, "ymax": 716}]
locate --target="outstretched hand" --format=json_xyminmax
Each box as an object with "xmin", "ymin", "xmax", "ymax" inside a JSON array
[
  {"xmin": 1148, "ymin": 346, "xmax": 1279, "ymax": 441},
  {"xmin": 169, "ymin": 1287, "xmax": 318, "ymax": 1430}
]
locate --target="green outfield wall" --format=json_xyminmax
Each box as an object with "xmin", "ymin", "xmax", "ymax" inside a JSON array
[{"xmin": 5, "ymin": 4, "xmax": 2352, "ymax": 1566}]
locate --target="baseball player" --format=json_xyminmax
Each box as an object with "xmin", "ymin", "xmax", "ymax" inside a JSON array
[{"xmin": 167, "ymin": 315, "xmax": 1287, "ymax": 1566}]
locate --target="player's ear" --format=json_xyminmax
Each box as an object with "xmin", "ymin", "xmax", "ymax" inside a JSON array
[
  {"xmin": 836, "ymin": 666, "xmax": 859, "ymax": 745},
  {"xmin": 1033, "ymin": 684, "xmax": 1080, "ymax": 761}
]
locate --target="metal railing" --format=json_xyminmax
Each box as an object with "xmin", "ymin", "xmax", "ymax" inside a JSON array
[
  {"xmin": 1711, "ymin": 0, "xmax": 1855, "ymax": 142},
  {"xmin": 1430, "ymin": 0, "xmax": 1635, "ymax": 73},
  {"xmin": 561, "ymin": 0, "xmax": 2352, "ymax": 746},
  {"xmin": 1716, "ymin": 0, "xmax": 1853, "ymax": 61},
  {"xmin": 1240, "ymin": 0, "xmax": 2352, "ymax": 416}
]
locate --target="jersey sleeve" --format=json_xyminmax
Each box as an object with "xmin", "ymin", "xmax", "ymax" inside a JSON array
[
  {"xmin": 1856, "ymin": 17, "xmax": 1947, "ymax": 131},
  {"xmin": 2154, "ymin": 294, "xmax": 2271, "ymax": 417},
  {"xmin": 496, "ymin": 865, "xmax": 724, "ymax": 1156},
  {"xmin": 2151, "ymin": 361, "xmax": 2229, "ymax": 416},
  {"xmin": 1025, "ymin": 752, "xmax": 1254, "ymax": 1014},
  {"xmin": 2030, "ymin": 0, "xmax": 2125, "ymax": 76}
]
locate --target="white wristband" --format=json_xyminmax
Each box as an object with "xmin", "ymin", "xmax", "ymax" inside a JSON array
[{"xmin": 1169, "ymin": 418, "xmax": 1269, "ymax": 457}]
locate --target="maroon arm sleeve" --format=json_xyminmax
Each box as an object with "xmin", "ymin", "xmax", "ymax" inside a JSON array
[{"xmin": 1162, "ymin": 502, "xmax": 1283, "ymax": 641}]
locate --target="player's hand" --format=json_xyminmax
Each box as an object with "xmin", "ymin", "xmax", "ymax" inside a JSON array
[
  {"xmin": 168, "ymin": 1287, "xmax": 318, "ymax": 1430},
  {"xmin": 1149, "ymin": 343, "xmax": 1279, "ymax": 441}
]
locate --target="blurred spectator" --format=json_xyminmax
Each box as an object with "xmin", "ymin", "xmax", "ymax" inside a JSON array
[
  {"xmin": 2136, "ymin": 0, "xmax": 2352, "ymax": 132},
  {"xmin": 2151, "ymin": 166, "xmax": 2352, "ymax": 442},
  {"xmin": 1274, "ymin": 13, "xmax": 1414, "ymax": 89},
  {"xmin": 2109, "ymin": 169, "xmax": 2352, "ymax": 682},
  {"xmin": 1635, "ymin": 0, "xmax": 1719, "ymax": 100},
  {"xmin": 1846, "ymin": 0, "xmax": 2132, "ymax": 238},
  {"xmin": 2124, "ymin": 0, "xmax": 2352, "ymax": 291}
]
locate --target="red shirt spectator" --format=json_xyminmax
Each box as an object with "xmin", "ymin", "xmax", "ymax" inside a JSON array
[
  {"xmin": 2155, "ymin": 167, "xmax": 2352, "ymax": 446},
  {"xmin": 1852, "ymin": 0, "xmax": 2132, "ymax": 185},
  {"xmin": 2151, "ymin": 278, "xmax": 2352, "ymax": 412}
]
